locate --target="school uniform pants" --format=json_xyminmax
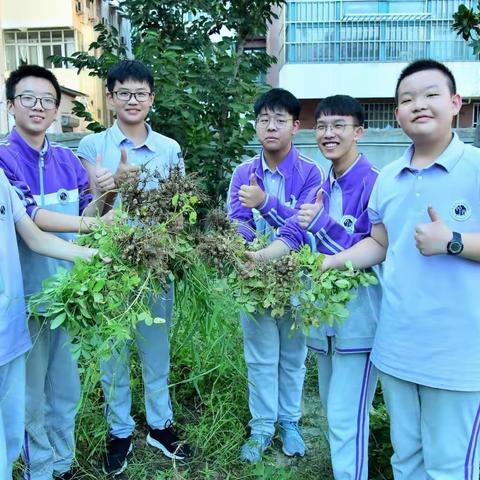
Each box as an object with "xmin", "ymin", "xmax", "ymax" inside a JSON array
[
  {"xmin": 23, "ymin": 318, "xmax": 80, "ymax": 480},
  {"xmin": 379, "ymin": 371, "xmax": 480, "ymax": 480},
  {"xmin": 241, "ymin": 310, "xmax": 307, "ymax": 436},
  {"xmin": 317, "ymin": 350, "xmax": 378, "ymax": 480},
  {"xmin": 100, "ymin": 284, "xmax": 174, "ymax": 438},
  {"xmin": 0, "ymin": 354, "xmax": 25, "ymax": 480}
]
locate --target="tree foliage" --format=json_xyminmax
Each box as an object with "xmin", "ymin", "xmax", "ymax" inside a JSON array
[
  {"xmin": 60, "ymin": 0, "xmax": 286, "ymax": 203},
  {"xmin": 452, "ymin": 2, "xmax": 480, "ymax": 147},
  {"xmin": 453, "ymin": 3, "xmax": 480, "ymax": 53}
]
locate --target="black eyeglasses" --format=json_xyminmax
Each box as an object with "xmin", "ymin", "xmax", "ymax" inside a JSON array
[
  {"xmin": 14, "ymin": 94, "xmax": 58, "ymax": 110},
  {"xmin": 112, "ymin": 91, "xmax": 152, "ymax": 102}
]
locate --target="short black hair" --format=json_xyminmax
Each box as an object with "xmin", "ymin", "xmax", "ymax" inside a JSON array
[
  {"xmin": 6, "ymin": 64, "xmax": 61, "ymax": 105},
  {"xmin": 395, "ymin": 59, "xmax": 456, "ymax": 104},
  {"xmin": 254, "ymin": 88, "xmax": 301, "ymax": 120},
  {"xmin": 314, "ymin": 95, "xmax": 365, "ymax": 126},
  {"xmin": 106, "ymin": 60, "xmax": 154, "ymax": 92}
]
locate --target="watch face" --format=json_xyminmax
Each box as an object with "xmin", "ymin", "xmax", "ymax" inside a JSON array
[{"xmin": 448, "ymin": 241, "xmax": 463, "ymax": 254}]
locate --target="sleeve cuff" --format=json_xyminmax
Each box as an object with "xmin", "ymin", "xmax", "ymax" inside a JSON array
[
  {"xmin": 307, "ymin": 207, "xmax": 329, "ymax": 235},
  {"xmin": 367, "ymin": 207, "xmax": 382, "ymax": 224},
  {"xmin": 257, "ymin": 193, "xmax": 272, "ymax": 214}
]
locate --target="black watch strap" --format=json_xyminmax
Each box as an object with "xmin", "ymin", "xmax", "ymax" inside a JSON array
[{"xmin": 447, "ymin": 231, "xmax": 464, "ymax": 255}]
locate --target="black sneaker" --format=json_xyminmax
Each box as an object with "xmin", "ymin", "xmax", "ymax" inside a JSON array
[
  {"xmin": 146, "ymin": 426, "xmax": 191, "ymax": 460},
  {"xmin": 102, "ymin": 435, "xmax": 133, "ymax": 476}
]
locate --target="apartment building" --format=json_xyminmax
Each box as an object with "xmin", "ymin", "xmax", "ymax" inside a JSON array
[
  {"xmin": 265, "ymin": 0, "xmax": 480, "ymax": 129},
  {"xmin": 0, "ymin": 0, "xmax": 132, "ymax": 134}
]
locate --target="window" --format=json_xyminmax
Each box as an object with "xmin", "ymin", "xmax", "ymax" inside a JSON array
[
  {"xmin": 4, "ymin": 29, "xmax": 76, "ymax": 71},
  {"xmin": 473, "ymin": 103, "xmax": 480, "ymax": 128},
  {"xmin": 343, "ymin": 1, "xmax": 379, "ymax": 15},
  {"xmin": 285, "ymin": 0, "xmax": 476, "ymax": 63},
  {"xmin": 362, "ymin": 103, "xmax": 398, "ymax": 129},
  {"xmin": 387, "ymin": 1, "xmax": 424, "ymax": 14}
]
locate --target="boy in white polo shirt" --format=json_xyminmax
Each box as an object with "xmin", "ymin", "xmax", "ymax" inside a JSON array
[
  {"xmin": 77, "ymin": 60, "xmax": 189, "ymax": 476},
  {"xmin": 325, "ymin": 59, "xmax": 480, "ymax": 479},
  {"xmin": 0, "ymin": 168, "xmax": 96, "ymax": 480}
]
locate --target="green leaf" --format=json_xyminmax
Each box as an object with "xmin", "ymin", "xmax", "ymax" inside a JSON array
[
  {"xmin": 189, "ymin": 210, "xmax": 197, "ymax": 224},
  {"xmin": 334, "ymin": 279, "xmax": 350, "ymax": 289},
  {"xmin": 93, "ymin": 292, "xmax": 104, "ymax": 303},
  {"xmin": 50, "ymin": 312, "xmax": 66, "ymax": 329}
]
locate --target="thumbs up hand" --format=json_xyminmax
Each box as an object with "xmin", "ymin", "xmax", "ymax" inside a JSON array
[
  {"xmin": 113, "ymin": 147, "xmax": 141, "ymax": 186},
  {"xmin": 298, "ymin": 189, "xmax": 323, "ymax": 229},
  {"xmin": 239, "ymin": 173, "xmax": 266, "ymax": 209},
  {"xmin": 94, "ymin": 154, "xmax": 116, "ymax": 193},
  {"xmin": 415, "ymin": 206, "xmax": 452, "ymax": 256}
]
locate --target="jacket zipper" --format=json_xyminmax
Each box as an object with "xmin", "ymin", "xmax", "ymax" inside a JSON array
[{"xmin": 39, "ymin": 152, "xmax": 45, "ymax": 206}]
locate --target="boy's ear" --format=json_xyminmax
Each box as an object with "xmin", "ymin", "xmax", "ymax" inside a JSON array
[
  {"xmin": 292, "ymin": 119, "xmax": 300, "ymax": 135},
  {"xmin": 6, "ymin": 99, "xmax": 15, "ymax": 116},
  {"xmin": 452, "ymin": 94, "xmax": 462, "ymax": 116},
  {"xmin": 354, "ymin": 125, "xmax": 364, "ymax": 141},
  {"xmin": 106, "ymin": 91, "xmax": 115, "ymax": 109}
]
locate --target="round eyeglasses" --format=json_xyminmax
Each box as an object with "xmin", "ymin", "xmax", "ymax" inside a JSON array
[
  {"xmin": 314, "ymin": 123, "xmax": 358, "ymax": 136},
  {"xmin": 14, "ymin": 94, "xmax": 58, "ymax": 110},
  {"xmin": 256, "ymin": 116, "xmax": 293, "ymax": 129}
]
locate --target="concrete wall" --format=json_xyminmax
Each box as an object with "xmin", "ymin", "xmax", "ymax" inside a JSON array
[
  {"xmin": 279, "ymin": 62, "xmax": 480, "ymax": 100},
  {"xmin": 1, "ymin": 0, "xmax": 73, "ymax": 29}
]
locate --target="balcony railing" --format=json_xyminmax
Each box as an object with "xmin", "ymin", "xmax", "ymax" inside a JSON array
[{"xmin": 285, "ymin": 0, "xmax": 477, "ymax": 63}]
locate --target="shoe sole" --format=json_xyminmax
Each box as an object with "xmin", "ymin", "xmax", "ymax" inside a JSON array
[
  {"xmin": 146, "ymin": 433, "xmax": 187, "ymax": 460},
  {"xmin": 282, "ymin": 445, "xmax": 305, "ymax": 457},
  {"xmin": 102, "ymin": 443, "xmax": 133, "ymax": 476}
]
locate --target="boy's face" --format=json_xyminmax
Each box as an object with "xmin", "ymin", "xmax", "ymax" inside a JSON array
[
  {"xmin": 7, "ymin": 76, "xmax": 58, "ymax": 138},
  {"xmin": 315, "ymin": 114, "xmax": 363, "ymax": 163},
  {"xmin": 255, "ymin": 108, "xmax": 299, "ymax": 154},
  {"xmin": 107, "ymin": 80, "xmax": 154, "ymax": 126},
  {"xmin": 395, "ymin": 69, "xmax": 462, "ymax": 142}
]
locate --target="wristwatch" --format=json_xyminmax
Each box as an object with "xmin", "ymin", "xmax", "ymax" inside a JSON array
[{"xmin": 447, "ymin": 231, "xmax": 464, "ymax": 255}]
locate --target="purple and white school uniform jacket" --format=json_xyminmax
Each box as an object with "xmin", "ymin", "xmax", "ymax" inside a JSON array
[
  {"xmin": 227, "ymin": 145, "xmax": 325, "ymax": 242},
  {"xmin": 280, "ymin": 154, "xmax": 382, "ymax": 353},
  {"xmin": 0, "ymin": 128, "xmax": 92, "ymax": 304}
]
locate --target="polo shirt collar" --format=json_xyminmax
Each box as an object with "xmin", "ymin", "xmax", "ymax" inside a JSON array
[
  {"xmin": 259, "ymin": 144, "xmax": 297, "ymax": 178},
  {"xmin": 110, "ymin": 120, "xmax": 157, "ymax": 152},
  {"xmin": 261, "ymin": 154, "xmax": 276, "ymax": 174},
  {"xmin": 328, "ymin": 153, "xmax": 363, "ymax": 189},
  {"xmin": 394, "ymin": 132, "xmax": 464, "ymax": 176}
]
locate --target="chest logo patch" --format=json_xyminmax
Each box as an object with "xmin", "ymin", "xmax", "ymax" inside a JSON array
[
  {"xmin": 450, "ymin": 200, "xmax": 471, "ymax": 222},
  {"xmin": 341, "ymin": 215, "xmax": 356, "ymax": 234},
  {"xmin": 57, "ymin": 189, "xmax": 69, "ymax": 205},
  {"xmin": 0, "ymin": 202, "xmax": 6, "ymax": 221}
]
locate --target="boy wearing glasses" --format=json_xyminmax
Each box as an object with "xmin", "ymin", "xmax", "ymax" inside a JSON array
[
  {"xmin": 0, "ymin": 64, "xmax": 112, "ymax": 480},
  {"xmin": 248, "ymin": 95, "xmax": 380, "ymax": 479},
  {"xmin": 227, "ymin": 88, "xmax": 325, "ymax": 462},
  {"xmin": 76, "ymin": 60, "xmax": 188, "ymax": 475}
]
